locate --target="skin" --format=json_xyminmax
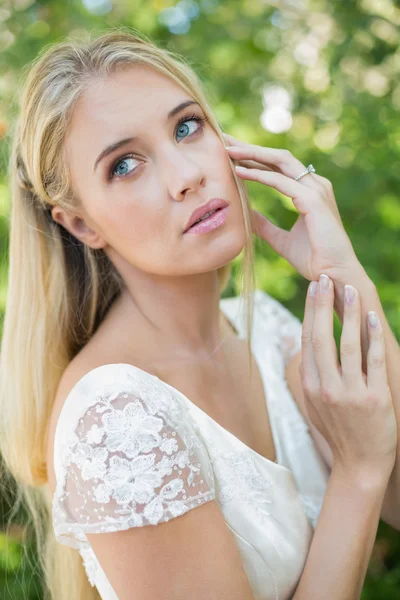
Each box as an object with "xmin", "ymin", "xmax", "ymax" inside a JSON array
[
  {"xmin": 51, "ymin": 65, "xmax": 246, "ymax": 364},
  {"xmin": 49, "ymin": 66, "xmax": 400, "ymax": 529}
]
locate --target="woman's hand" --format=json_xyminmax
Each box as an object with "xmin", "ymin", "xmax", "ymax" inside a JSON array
[
  {"xmin": 223, "ymin": 133, "xmax": 361, "ymax": 283},
  {"xmin": 301, "ymin": 273, "xmax": 397, "ymax": 480}
]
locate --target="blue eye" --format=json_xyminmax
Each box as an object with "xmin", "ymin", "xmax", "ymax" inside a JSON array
[
  {"xmin": 108, "ymin": 112, "xmax": 208, "ymax": 181},
  {"xmin": 111, "ymin": 156, "xmax": 137, "ymax": 178},
  {"xmin": 175, "ymin": 115, "xmax": 206, "ymax": 141}
]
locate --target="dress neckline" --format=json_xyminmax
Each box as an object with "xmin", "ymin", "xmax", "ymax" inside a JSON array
[
  {"xmin": 157, "ymin": 295, "xmax": 289, "ymax": 473},
  {"xmin": 56, "ymin": 294, "xmax": 292, "ymax": 476}
]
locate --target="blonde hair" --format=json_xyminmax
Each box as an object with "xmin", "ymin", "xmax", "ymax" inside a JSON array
[{"xmin": 0, "ymin": 26, "xmax": 256, "ymax": 599}]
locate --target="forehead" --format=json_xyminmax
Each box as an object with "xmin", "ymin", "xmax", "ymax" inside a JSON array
[{"xmin": 64, "ymin": 65, "xmax": 191, "ymax": 158}]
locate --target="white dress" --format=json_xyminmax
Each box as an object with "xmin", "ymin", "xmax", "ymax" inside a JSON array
[{"xmin": 52, "ymin": 290, "xmax": 331, "ymax": 600}]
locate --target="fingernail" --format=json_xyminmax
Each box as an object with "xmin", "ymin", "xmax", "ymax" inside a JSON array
[
  {"xmin": 344, "ymin": 284, "xmax": 355, "ymax": 304},
  {"xmin": 368, "ymin": 311, "xmax": 378, "ymax": 327},
  {"xmin": 318, "ymin": 273, "xmax": 330, "ymax": 293},
  {"xmin": 308, "ymin": 281, "xmax": 318, "ymax": 296},
  {"xmin": 235, "ymin": 165, "xmax": 246, "ymax": 171}
]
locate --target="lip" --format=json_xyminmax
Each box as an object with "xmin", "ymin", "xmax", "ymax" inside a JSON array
[
  {"xmin": 183, "ymin": 206, "xmax": 229, "ymax": 235},
  {"xmin": 184, "ymin": 197, "xmax": 229, "ymax": 233}
]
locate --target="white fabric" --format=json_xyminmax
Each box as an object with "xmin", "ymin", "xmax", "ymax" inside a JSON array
[{"xmin": 52, "ymin": 289, "xmax": 331, "ymax": 600}]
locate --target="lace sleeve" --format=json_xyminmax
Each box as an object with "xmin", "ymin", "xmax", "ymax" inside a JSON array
[
  {"xmin": 256, "ymin": 290, "xmax": 303, "ymax": 368},
  {"xmin": 52, "ymin": 366, "xmax": 216, "ymax": 552}
]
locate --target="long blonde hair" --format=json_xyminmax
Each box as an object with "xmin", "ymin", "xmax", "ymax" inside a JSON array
[{"xmin": 0, "ymin": 26, "xmax": 256, "ymax": 599}]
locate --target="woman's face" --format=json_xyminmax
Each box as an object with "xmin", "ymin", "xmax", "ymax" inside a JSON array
[{"xmin": 61, "ymin": 65, "xmax": 245, "ymax": 277}]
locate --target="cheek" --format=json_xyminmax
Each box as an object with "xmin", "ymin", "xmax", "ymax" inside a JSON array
[
  {"xmin": 104, "ymin": 192, "xmax": 175, "ymax": 260},
  {"xmin": 108, "ymin": 209, "xmax": 185, "ymax": 276},
  {"xmin": 110, "ymin": 206, "xmax": 166, "ymax": 243},
  {"xmin": 206, "ymin": 139, "xmax": 235, "ymax": 178}
]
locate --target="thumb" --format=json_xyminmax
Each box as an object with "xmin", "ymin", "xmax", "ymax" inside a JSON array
[{"xmin": 251, "ymin": 210, "xmax": 289, "ymax": 257}]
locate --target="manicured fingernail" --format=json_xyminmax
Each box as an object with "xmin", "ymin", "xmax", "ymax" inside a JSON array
[
  {"xmin": 235, "ymin": 165, "xmax": 246, "ymax": 171},
  {"xmin": 368, "ymin": 311, "xmax": 378, "ymax": 327},
  {"xmin": 308, "ymin": 281, "xmax": 318, "ymax": 296},
  {"xmin": 344, "ymin": 284, "xmax": 355, "ymax": 304},
  {"xmin": 318, "ymin": 273, "xmax": 330, "ymax": 293}
]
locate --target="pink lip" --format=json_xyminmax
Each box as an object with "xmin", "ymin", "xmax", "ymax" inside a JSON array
[
  {"xmin": 183, "ymin": 206, "xmax": 229, "ymax": 235},
  {"xmin": 184, "ymin": 197, "xmax": 229, "ymax": 232}
]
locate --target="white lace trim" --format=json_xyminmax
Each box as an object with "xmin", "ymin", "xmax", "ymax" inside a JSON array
[
  {"xmin": 52, "ymin": 290, "xmax": 328, "ymax": 594},
  {"xmin": 53, "ymin": 372, "xmax": 216, "ymax": 585}
]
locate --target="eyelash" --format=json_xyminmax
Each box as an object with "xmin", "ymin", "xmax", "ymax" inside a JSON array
[{"xmin": 108, "ymin": 112, "xmax": 209, "ymax": 181}]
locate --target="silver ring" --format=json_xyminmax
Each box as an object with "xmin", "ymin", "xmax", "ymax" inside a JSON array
[{"xmin": 293, "ymin": 164, "xmax": 316, "ymax": 181}]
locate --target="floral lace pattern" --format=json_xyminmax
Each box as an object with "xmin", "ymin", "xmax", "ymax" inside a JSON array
[
  {"xmin": 225, "ymin": 290, "xmax": 329, "ymax": 531},
  {"xmin": 79, "ymin": 546, "xmax": 99, "ymax": 587},
  {"xmin": 52, "ymin": 290, "xmax": 330, "ymax": 598},
  {"xmin": 206, "ymin": 443, "xmax": 274, "ymax": 525},
  {"xmin": 53, "ymin": 374, "xmax": 215, "ymax": 552}
]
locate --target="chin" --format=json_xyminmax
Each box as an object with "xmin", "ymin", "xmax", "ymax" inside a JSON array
[{"xmin": 213, "ymin": 232, "xmax": 246, "ymax": 267}]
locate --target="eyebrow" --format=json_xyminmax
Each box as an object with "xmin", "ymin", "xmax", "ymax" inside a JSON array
[{"xmin": 93, "ymin": 99, "xmax": 201, "ymax": 173}]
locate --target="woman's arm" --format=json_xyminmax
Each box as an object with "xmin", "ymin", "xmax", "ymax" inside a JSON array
[
  {"xmin": 285, "ymin": 349, "xmax": 400, "ymax": 531},
  {"xmin": 331, "ymin": 266, "xmax": 400, "ymax": 529},
  {"xmin": 293, "ymin": 466, "xmax": 388, "ymax": 600}
]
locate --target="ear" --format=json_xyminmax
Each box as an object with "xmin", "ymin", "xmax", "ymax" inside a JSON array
[{"xmin": 51, "ymin": 206, "xmax": 107, "ymax": 249}]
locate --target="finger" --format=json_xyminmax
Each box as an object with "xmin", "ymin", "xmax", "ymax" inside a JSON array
[
  {"xmin": 251, "ymin": 210, "xmax": 290, "ymax": 257},
  {"xmin": 234, "ymin": 166, "xmax": 325, "ymax": 216},
  {"xmin": 228, "ymin": 146, "xmax": 321, "ymax": 192},
  {"xmin": 312, "ymin": 274, "xmax": 342, "ymax": 390},
  {"xmin": 232, "ymin": 158, "xmax": 277, "ymax": 173},
  {"xmin": 339, "ymin": 285, "xmax": 364, "ymax": 390},
  {"xmin": 224, "ymin": 137, "xmax": 330, "ymax": 196},
  {"xmin": 366, "ymin": 312, "xmax": 388, "ymax": 390},
  {"xmin": 222, "ymin": 133, "xmax": 248, "ymax": 147},
  {"xmin": 301, "ymin": 281, "xmax": 321, "ymax": 389},
  {"xmin": 223, "ymin": 136, "xmax": 278, "ymax": 172}
]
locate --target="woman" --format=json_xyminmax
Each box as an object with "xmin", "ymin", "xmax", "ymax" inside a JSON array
[{"xmin": 0, "ymin": 27, "xmax": 398, "ymax": 600}]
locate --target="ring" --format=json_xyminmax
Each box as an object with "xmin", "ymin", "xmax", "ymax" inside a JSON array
[{"xmin": 293, "ymin": 164, "xmax": 316, "ymax": 181}]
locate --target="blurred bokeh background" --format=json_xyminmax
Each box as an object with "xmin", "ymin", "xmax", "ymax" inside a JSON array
[{"xmin": 0, "ymin": 0, "xmax": 399, "ymax": 597}]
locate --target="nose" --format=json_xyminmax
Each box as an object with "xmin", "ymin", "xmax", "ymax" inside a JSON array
[{"xmin": 162, "ymin": 146, "xmax": 206, "ymax": 201}]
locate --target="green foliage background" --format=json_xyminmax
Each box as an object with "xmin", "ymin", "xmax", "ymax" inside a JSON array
[{"xmin": 0, "ymin": 0, "xmax": 399, "ymax": 597}]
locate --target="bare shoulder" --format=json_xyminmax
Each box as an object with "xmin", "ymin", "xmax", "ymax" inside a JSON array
[
  {"xmin": 46, "ymin": 348, "xmax": 101, "ymax": 496},
  {"xmin": 47, "ymin": 335, "xmax": 258, "ymax": 599},
  {"xmin": 46, "ymin": 308, "xmax": 162, "ymax": 497},
  {"xmin": 46, "ymin": 334, "xmax": 137, "ymax": 496}
]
